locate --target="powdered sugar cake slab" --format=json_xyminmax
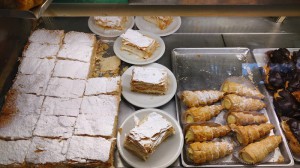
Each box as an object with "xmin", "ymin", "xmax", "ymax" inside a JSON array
[
  {"xmin": 135, "ymin": 16, "xmax": 181, "ymax": 37},
  {"xmin": 113, "ymin": 30, "xmax": 165, "ymax": 65},
  {"xmin": 18, "ymin": 57, "xmax": 55, "ymax": 76},
  {"xmin": 84, "ymin": 76, "xmax": 121, "ymax": 96},
  {"xmin": 23, "ymin": 43, "xmax": 60, "ymax": 59},
  {"xmin": 88, "ymin": 16, "xmax": 135, "ymax": 37},
  {"xmin": 0, "ymin": 139, "xmax": 31, "ymax": 165},
  {"xmin": 121, "ymin": 63, "xmax": 177, "ymax": 108},
  {"xmin": 53, "ymin": 60, "xmax": 90, "ymax": 80},
  {"xmin": 41, "ymin": 97, "xmax": 82, "ymax": 117},
  {"xmin": 29, "ymin": 29, "xmax": 64, "ymax": 45},
  {"xmin": 117, "ymin": 108, "xmax": 183, "ymax": 168},
  {"xmin": 45, "ymin": 78, "xmax": 85, "ymax": 98}
]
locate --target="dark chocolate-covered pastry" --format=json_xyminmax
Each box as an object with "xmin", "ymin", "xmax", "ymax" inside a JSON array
[
  {"xmin": 285, "ymin": 73, "xmax": 300, "ymax": 93},
  {"xmin": 274, "ymin": 89, "xmax": 299, "ymax": 117},
  {"xmin": 266, "ymin": 71, "xmax": 285, "ymax": 89},
  {"xmin": 292, "ymin": 50, "xmax": 300, "ymax": 72},
  {"xmin": 287, "ymin": 119, "xmax": 300, "ymax": 143},
  {"xmin": 269, "ymin": 48, "xmax": 291, "ymax": 64},
  {"xmin": 281, "ymin": 119, "xmax": 300, "ymax": 154}
]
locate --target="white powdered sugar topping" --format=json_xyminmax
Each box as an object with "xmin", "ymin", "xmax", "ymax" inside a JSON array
[
  {"xmin": 23, "ymin": 43, "xmax": 60, "ymax": 58},
  {"xmin": 85, "ymin": 77, "xmax": 120, "ymax": 96},
  {"xmin": 132, "ymin": 67, "xmax": 167, "ymax": 84},
  {"xmin": 94, "ymin": 16, "xmax": 122, "ymax": 27},
  {"xmin": 195, "ymin": 90, "xmax": 222, "ymax": 103},
  {"xmin": 13, "ymin": 74, "xmax": 50, "ymax": 95},
  {"xmin": 121, "ymin": 29, "xmax": 155, "ymax": 48},
  {"xmin": 57, "ymin": 44, "xmax": 93, "ymax": 63},
  {"xmin": 41, "ymin": 97, "xmax": 82, "ymax": 117},
  {"xmin": 128, "ymin": 112, "xmax": 173, "ymax": 149},
  {"xmin": 66, "ymin": 136, "xmax": 112, "ymax": 163},
  {"xmin": 19, "ymin": 57, "xmax": 55, "ymax": 76},
  {"xmin": 45, "ymin": 78, "xmax": 85, "ymax": 98},
  {"xmin": 29, "ymin": 29, "xmax": 64, "ymax": 45},
  {"xmin": 0, "ymin": 140, "xmax": 31, "ymax": 165},
  {"xmin": 53, "ymin": 60, "xmax": 90, "ymax": 79},
  {"xmin": 63, "ymin": 31, "xmax": 95, "ymax": 47}
]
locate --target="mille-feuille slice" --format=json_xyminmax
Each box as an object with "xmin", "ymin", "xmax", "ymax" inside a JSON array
[
  {"xmin": 53, "ymin": 60, "xmax": 90, "ymax": 80},
  {"xmin": 84, "ymin": 76, "xmax": 121, "ymax": 96},
  {"xmin": 29, "ymin": 29, "xmax": 64, "ymax": 45}
]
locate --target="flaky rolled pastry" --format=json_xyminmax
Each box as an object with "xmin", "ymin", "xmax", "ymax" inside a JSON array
[
  {"xmin": 185, "ymin": 105, "xmax": 223, "ymax": 123},
  {"xmin": 187, "ymin": 141, "xmax": 233, "ymax": 164},
  {"xmin": 227, "ymin": 111, "xmax": 268, "ymax": 126},
  {"xmin": 239, "ymin": 135, "xmax": 282, "ymax": 164},
  {"xmin": 181, "ymin": 90, "xmax": 225, "ymax": 107},
  {"xmin": 281, "ymin": 120, "xmax": 300, "ymax": 154},
  {"xmin": 221, "ymin": 81, "xmax": 264, "ymax": 99},
  {"xmin": 222, "ymin": 94, "xmax": 266, "ymax": 111},
  {"xmin": 185, "ymin": 124, "xmax": 230, "ymax": 143},
  {"xmin": 230, "ymin": 123, "xmax": 274, "ymax": 146}
]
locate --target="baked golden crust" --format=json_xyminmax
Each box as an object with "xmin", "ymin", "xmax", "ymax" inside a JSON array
[
  {"xmin": 221, "ymin": 81, "xmax": 264, "ymax": 99},
  {"xmin": 281, "ymin": 120, "xmax": 300, "ymax": 154},
  {"xmin": 222, "ymin": 94, "xmax": 266, "ymax": 111},
  {"xmin": 226, "ymin": 111, "xmax": 268, "ymax": 126},
  {"xmin": 184, "ymin": 105, "xmax": 223, "ymax": 123},
  {"xmin": 181, "ymin": 90, "xmax": 225, "ymax": 107},
  {"xmin": 0, "ymin": 0, "xmax": 44, "ymax": 10}
]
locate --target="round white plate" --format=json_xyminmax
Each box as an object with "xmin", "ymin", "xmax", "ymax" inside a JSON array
[
  {"xmin": 88, "ymin": 16, "xmax": 135, "ymax": 37},
  {"xmin": 121, "ymin": 63, "xmax": 177, "ymax": 108},
  {"xmin": 135, "ymin": 16, "xmax": 181, "ymax": 36},
  {"xmin": 113, "ymin": 30, "xmax": 165, "ymax": 65},
  {"xmin": 117, "ymin": 108, "xmax": 184, "ymax": 168}
]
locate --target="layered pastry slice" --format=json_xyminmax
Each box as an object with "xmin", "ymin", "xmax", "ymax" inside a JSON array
[
  {"xmin": 120, "ymin": 29, "xmax": 159, "ymax": 59},
  {"xmin": 144, "ymin": 16, "xmax": 173, "ymax": 30},
  {"xmin": 94, "ymin": 16, "xmax": 127, "ymax": 30},
  {"xmin": 131, "ymin": 67, "xmax": 168, "ymax": 94},
  {"xmin": 124, "ymin": 112, "xmax": 175, "ymax": 160}
]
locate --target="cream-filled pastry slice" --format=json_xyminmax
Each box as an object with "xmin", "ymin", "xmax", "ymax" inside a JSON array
[
  {"xmin": 131, "ymin": 67, "xmax": 168, "ymax": 94},
  {"xmin": 94, "ymin": 16, "xmax": 127, "ymax": 30},
  {"xmin": 144, "ymin": 16, "xmax": 173, "ymax": 30},
  {"xmin": 124, "ymin": 112, "xmax": 175, "ymax": 160},
  {"xmin": 85, "ymin": 77, "xmax": 121, "ymax": 96},
  {"xmin": 120, "ymin": 29, "xmax": 159, "ymax": 59}
]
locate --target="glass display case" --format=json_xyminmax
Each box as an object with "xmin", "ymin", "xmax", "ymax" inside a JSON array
[{"xmin": 0, "ymin": 1, "xmax": 300, "ymax": 167}]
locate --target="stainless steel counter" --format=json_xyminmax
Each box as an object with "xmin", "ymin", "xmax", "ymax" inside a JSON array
[{"xmin": 0, "ymin": 16, "xmax": 300, "ymax": 167}]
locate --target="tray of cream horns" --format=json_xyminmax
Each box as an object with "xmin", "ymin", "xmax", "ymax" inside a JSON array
[{"xmin": 172, "ymin": 48, "xmax": 294, "ymax": 167}]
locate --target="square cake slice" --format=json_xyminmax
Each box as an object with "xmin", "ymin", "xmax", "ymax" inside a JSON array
[
  {"xmin": 18, "ymin": 57, "xmax": 55, "ymax": 76},
  {"xmin": 74, "ymin": 113, "xmax": 117, "ymax": 138},
  {"xmin": 1, "ymin": 89, "xmax": 44, "ymax": 116},
  {"xmin": 12, "ymin": 74, "xmax": 50, "ymax": 95},
  {"xmin": 29, "ymin": 29, "xmax": 64, "ymax": 45},
  {"xmin": 23, "ymin": 43, "xmax": 60, "ymax": 59},
  {"xmin": 41, "ymin": 97, "xmax": 82, "ymax": 117},
  {"xmin": 57, "ymin": 43, "xmax": 94, "ymax": 63},
  {"xmin": 66, "ymin": 136, "xmax": 114, "ymax": 167},
  {"xmin": 0, "ymin": 114, "xmax": 39, "ymax": 140},
  {"xmin": 143, "ymin": 16, "xmax": 173, "ymax": 30},
  {"xmin": 53, "ymin": 60, "xmax": 90, "ymax": 79},
  {"xmin": 120, "ymin": 29, "xmax": 159, "ymax": 59},
  {"xmin": 33, "ymin": 115, "xmax": 76, "ymax": 139},
  {"xmin": 26, "ymin": 137, "xmax": 68, "ymax": 165},
  {"xmin": 45, "ymin": 78, "xmax": 85, "ymax": 98},
  {"xmin": 85, "ymin": 77, "xmax": 121, "ymax": 96},
  {"xmin": 80, "ymin": 95, "xmax": 120, "ymax": 117},
  {"xmin": 63, "ymin": 31, "xmax": 96, "ymax": 47},
  {"xmin": 0, "ymin": 139, "xmax": 31, "ymax": 166},
  {"xmin": 94, "ymin": 16, "xmax": 127, "ymax": 30},
  {"xmin": 124, "ymin": 112, "xmax": 175, "ymax": 160},
  {"xmin": 131, "ymin": 67, "xmax": 168, "ymax": 94}
]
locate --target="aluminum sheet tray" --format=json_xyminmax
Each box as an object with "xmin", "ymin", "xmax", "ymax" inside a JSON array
[
  {"xmin": 253, "ymin": 48, "xmax": 300, "ymax": 162},
  {"xmin": 172, "ymin": 48, "xmax": 294, "ymax": 167}
]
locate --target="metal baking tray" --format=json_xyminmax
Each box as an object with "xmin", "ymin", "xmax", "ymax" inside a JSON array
[
  {"xmin": 172, "ymin": 48, "xmax": 294, "ymax": 167},
  {"xmin": 253, "ymin": 48, "xmax": 300, "ymax": 162}
]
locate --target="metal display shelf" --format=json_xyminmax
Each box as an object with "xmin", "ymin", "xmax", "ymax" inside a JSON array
[{"xmin": 0, "ymin": 0, "xmax": 53, "ymax": 19}]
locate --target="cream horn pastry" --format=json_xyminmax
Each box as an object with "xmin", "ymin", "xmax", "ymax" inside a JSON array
[
  {"xmin": 187, "ymin": 141, "xmax": 233, "ymax": 164},
  {"xmin": 227, "ymin": 111, "xmax": 268, "ymax": 126},
  {"xmin": 185, "ymin": 105, "xmax": 223, "ymax": 123},
  {"xmin": 239, "ymin": 135, "xmax": 282, "ymax": 164},
  {"xmin": 222, "ymin": 94, "xmax": 266, "ymax": 111},
  {"xmin": 230, "ymin": 123, "xmax": 274, "ymax": 146},
  {"xmin": 185, "ymin": 123, "xmax": 231, "ymax": 143},
  {"xmin": 221, "ymin": 81, "xmax": 264, "ymax": 99},
  {"xmin": 181, "ymin": 90, "xmax": 225, "ymax": 107}
]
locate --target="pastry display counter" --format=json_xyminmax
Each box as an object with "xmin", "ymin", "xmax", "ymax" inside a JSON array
[{"xmin": 1, "ymin": 10, "xmax": 300, "ymax": 168}]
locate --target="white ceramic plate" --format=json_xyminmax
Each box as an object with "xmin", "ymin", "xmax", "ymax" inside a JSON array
[
  {"xmin": 135, "ymin": 16, "xmax": 181, "ymax": 36},
  {"xmin": 121, "ymin": 63, "xmax": 177, "ymax": 108},
  {"xmin": 88, "ymin": 16, "xmax": 135, "ymax": 37},
  {"xmin": 113, "ymin": 30, "xmax": 165, "ymax": 65},
  {"xmin": 117, "ymin": 108, "xmax": 183, "ymax": 168}
]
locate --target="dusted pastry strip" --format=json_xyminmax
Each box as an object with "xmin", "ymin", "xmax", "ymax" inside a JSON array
[
  {"xmin": 222, "ymin": 94, "xmax": 266, "ymax": 111},
  {"xmin": 185, "ymin": 105, "xmax": 223, "ymax": 123},
  {"xmin": 281, "ymin": 120, "xmax": 300, "ymax": 154},
  {"xmin": 221, "ymin": 81, "xmax": 264, "ymax": 99},
  {"xmin": 181, "ymin": 90, "xmax": 225, "ymax": 107},
  {"xmin": 239, "ymin": 135, "xmax": 282, "ymax": 164},
  {"xmin": 227, "ymin": 111, "xmax": 268, "ymax": 126},
  {"xmin": 230, "ymin": 123, "xmax": 274, "ymax": 145},
  {"xmin": 187, "ymin": 141, "xmax": 233, "ymax": 164},
  {"xmin": 185, "ymin": 124, "xmax": 231, "ymax": 143},
  {"xmin": 143, "ymin": 16, "xmax": 173, "ymax": 30}
]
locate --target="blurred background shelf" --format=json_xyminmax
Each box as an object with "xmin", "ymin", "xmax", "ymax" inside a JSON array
[{"xmin": 0, "ymin": 0, "xmax": 53, "ymax": 19}]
